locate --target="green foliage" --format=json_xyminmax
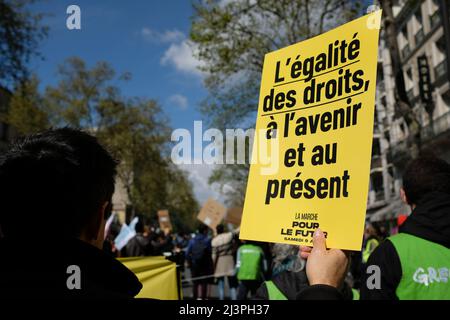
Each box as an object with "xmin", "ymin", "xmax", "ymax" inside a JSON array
[
  {"xmin": 3, "ymin": 57, "xmax": 198, "ymax": 229},
  {"xmin": 0, "ymin": 0, "xmax": 48, "ymax": 88},
  {"xmin": 45, "ymin": 57, "xmax": 119, "ymax": 128},
  {"xmin": 166, "ymin": 166, "xmax": 199, "ymax": 232},
  {"xmin": 3, "ymin": 75, "xmax": 48, "ymax": 135},
  {"xmin": 192, "ymin": 0, "xmax": 361, "ymax": 127},
  {"xmin": 191, "ymin": 0, "xmax": 362, "ymax": 204}
]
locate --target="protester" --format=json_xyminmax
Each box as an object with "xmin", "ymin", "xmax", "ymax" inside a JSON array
[
  {"xmin": 255, "ymin": 244, "xmax": 306, "ymax": 300},
  {"xmin": 151, "ymin": 229, "xmax": 174, "ymax": 256},
  {"xmin": 174, "ymin": 231, "xmax": 189, "ymax": 273},
  {"xmin": 236, "ymin": 241, "xmax": 267, "ymax": 300},
  {"xmin": 211, "ymin": 224, "xmax": 239, "ymax": 300},
  {"xmin": 361, "ymin": 223, "xmax": 381, "ymax": 264},
  {"xmin": 173, "ymin": 243, "xmax": 187, "ymax": 273},
  {"xmin": 299, "ymin": 155, "xmax": 450, "ymax": 300},
  {"xmin": 186, "ymin": 224, "xmax": 213, "ymax": 300},
  {"xmin": 361, "ymin": 155, "xmax": 450, "ymax": 299},
  {"xmin": 270, "ymin": 244, "xmax": 305, "ymax": 278},
  {"xmin": 255, "ymin": 243, "xmax": 353, "ymax": 300},
  {"xmin": 161, "ymin": 229, "xmax": 175, "ymax": 254},
  {"xmin": 125, "ymin": 220, "xmax": 150, "ymax": 257},
  {"xmin": 103, "ymin": 218, "xmax": 121, "ymax": 258},
  {"xmin": 0, "ymin": 128, "xmax": 142, "ymax": 298}
]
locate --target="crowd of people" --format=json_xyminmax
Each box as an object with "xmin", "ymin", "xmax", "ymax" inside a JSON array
[
  {"xmin": 0, "ymin": 128, "xmax": 448, "ymax": 300},
  {"xmin": 101, "ymin": 205, "xmax": 407, "ymax": 300},
  {"xmin": 103, "ymin": 219, "xmax": 182, "ymax": 258}
]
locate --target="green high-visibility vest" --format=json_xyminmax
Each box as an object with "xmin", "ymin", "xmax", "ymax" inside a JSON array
[
  {"xmin": 351, "ymin": 288, "xmax": 360, "ymax": 300},
  {"xmin": 389, "ymin": 233, "xmax": 450, "ymax": 300},
  {"xmin": 362, "ymin": 238, "xmax": 379, "ymax": 264},
  {"xmin": 266, "ymin": 280, "xmax": 287, "ymax": 300},
  {"xmin": 237, "ymin": 244, "xmax": 263, "ymax": 281}
]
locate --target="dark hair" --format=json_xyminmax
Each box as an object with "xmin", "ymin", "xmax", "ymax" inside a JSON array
[
  {"xmin": 0, "ymin": 128, "xmax": 118, "ymax": 237},
  {"xmin": 135, "ymin": 220, "xmax": 144, "ymax": 234},
  {"xmin": 402, "ymin": 155, "xmax": 450, "ymax": 205},
  {"xmin": 198, "ymin": 223, "xmax": 208, "ymax": 234},
  {"xmin": 216, "ymin": 224, "xmax": 224, "ymax": 234}
]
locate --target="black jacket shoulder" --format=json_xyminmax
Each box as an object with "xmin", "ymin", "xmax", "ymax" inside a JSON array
[
  {"xmin": 360, "ymin": 239, "xmax": 401, "ymax": 300},
  {"xmin": 0, "ymin": 237, "xmax": 142, "ymax": 299}
]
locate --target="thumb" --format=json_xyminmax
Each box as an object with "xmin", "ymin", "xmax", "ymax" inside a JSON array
[{"xmin": 312, "ymin": 228, "xmax": 327, "ymax": 252}]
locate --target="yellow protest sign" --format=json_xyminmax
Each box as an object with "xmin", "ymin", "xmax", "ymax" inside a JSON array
[{"xmin": 240, "ymin": 11, "xmax": 382, "ymax": 251}]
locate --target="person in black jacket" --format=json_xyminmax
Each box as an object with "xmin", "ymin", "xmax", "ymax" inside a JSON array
[
  {"xmin": 0, "ymin": 128, "xmax": 142, "ymax": 299},
  {"xmin": 360, "ymin": 155, "xmax": 450, "ymax": 299},
  {"xmin": 298, "ymin": 155, "xmax": 450, "ymax": 300},
  {"xmin": 125, "ymin": 220, "xmax": 151, "ymax": 257}
]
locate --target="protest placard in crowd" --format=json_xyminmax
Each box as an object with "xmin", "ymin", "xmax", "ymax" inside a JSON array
[
  {"xmin": 225, "ymin": 207, "xmax": 243, "ymax": 226},
  {"xmin": 197, "ymin": 198, "xmax": 226, "ymax": 230},
  {"xmin": 158, "ymin": 210, "xmax": 173, "ymax": 231}
]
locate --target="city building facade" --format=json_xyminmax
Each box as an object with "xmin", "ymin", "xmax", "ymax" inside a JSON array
[{"xmin": 368, "ymin": 0, "xmax": 450, "ymax": 222}]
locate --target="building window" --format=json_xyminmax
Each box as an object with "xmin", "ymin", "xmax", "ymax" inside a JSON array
[
  {"xmin": 430, "ymin": 10, "xmax": 441, "ymax": 29},
  {"xmin": 441, "ymin": 89, "xmax": 450, "ymax": 108},
  {"xmin": 372, "ymin": 138, "xmax": 381, "ymax": 157},
  {"xmin": 434, "ymin": 60, "xmax": 447, "ymax": 80},
  {"xmin": 414, "ymin": 28, "xmax": 425, "ymax": 45},
  {"xmin": 407, "ymin": 88, "xmax": 415, "ymax": 102},
  {"xmin": 377, "ymin": 62, "xmax": 384, "ymax": 82},
  {"xmin": 384, "ymin": 130, "xmax": 391, "ymax": 144},
  {"xmin": 414, "ymin": 7, "xmax": 424, "ymax": 45},
  {"xmin": 406, "ymin": 67, "xmax": 413, "ymax": 81},
  {"xmin": 401, "ymin": 25, "xmax": 408, "ymax": 38},
  {"xmin": 400, "ymin": 122, "xmax": 406, "ymax": 134},
  {"xmin": 415, "ymin": 6, "xmax": 423, "ymax": 23},
  {"xmin": 388, "ymin": 167, "xmax": 396, "ymax": 194},
  {"xmin": 436, "ymin": 35, "xmax": 446, "ymax": 53},
  {"xmin": 381, "ymin": 96, "xmax": 387, "ymax": 108},
  {"xmin": 371, "ymin": 171, "xmax": 385, "ymax": 201},
  {"xmin": 401, "ymin": 44, "xmax": 411, "ymax": 59}
]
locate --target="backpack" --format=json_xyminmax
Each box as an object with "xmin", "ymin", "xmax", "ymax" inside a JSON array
[{"xmin": 191, "ymin": 238, "xmax": 210, "ymax": 266}]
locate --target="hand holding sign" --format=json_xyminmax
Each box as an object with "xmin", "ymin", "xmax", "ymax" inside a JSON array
[{"xmin": 300, "ymin": 229, "xmax": 349, "ymax": 288}]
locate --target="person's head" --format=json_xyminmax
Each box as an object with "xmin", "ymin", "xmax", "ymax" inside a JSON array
[
  {"xmin": 216, "ymin": 224, "xmax": 225, "ymax": 235},
  {"xmin": 197, "ymin": 223, "xmax": 209, "ymax": 235},
  {"xmin": 135, "ymin": 220, "xmax": 144, "ymax": 234},
  {"xmin": 271, "ymin": 244, "xmax": 304, "ymax": 277},
  {"xmin": 401, "ymin": 155, "xmax": 450, "ymax": 207},
  {"xmin": 0, "ymin": 128, "xmax": 118, "ymax": 248},
  {"xmin": 364, "ymin": 223, "xmax": 379, "ymax": 238}
]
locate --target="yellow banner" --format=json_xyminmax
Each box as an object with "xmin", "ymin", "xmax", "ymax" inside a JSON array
[
  {"xmin": 240, "ymin": 11, "xmax": 382, "ymax": 251},
  {"xmin": 119, "ymin": 256, "xmax": 180, "ymax": 300}
]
